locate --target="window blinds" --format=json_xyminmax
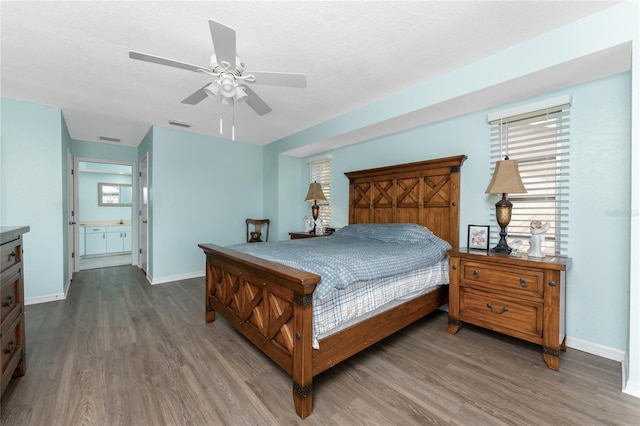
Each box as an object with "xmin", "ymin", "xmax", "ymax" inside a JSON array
[
  {"xmin": 308, "ymin": 156, "xmax": 332, "ymax": 226},
  {"xmin": 488, "ymin": 101, "xmax": 570, "ymax": 255}
]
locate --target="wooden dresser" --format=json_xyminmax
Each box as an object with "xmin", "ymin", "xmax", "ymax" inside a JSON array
[
  {"xmin": 1, "ymin": 226, "xmax": 29, "ymax": 396},
  {"xmin": 447, "ymin": 248, "xmax": 571, "ymax": 370}
]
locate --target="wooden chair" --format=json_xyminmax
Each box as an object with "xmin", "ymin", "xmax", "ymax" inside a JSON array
[{"xmin": 246, "ymin": 219, "xmax": 270, "ymax": 243}]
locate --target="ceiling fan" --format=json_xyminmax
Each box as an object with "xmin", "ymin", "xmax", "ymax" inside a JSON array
[{"xmin": 129, "ymin": 19, "xmax": 306, "ymax": 116}]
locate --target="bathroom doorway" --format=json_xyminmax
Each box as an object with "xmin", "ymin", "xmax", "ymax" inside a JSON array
[{"xmin": 74, "ymin": 159, "xmax": 135, "ymax": 271}]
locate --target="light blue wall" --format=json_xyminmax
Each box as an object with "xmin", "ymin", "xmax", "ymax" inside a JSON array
[
  {"xmin": 149, "ymin": 126, "xmax": 263, "ymax": 280},
  {"xmin": 0, "ymin": 98, "xmax": 64, "ymax": 299},
  {"xmin": 326, "ymin": 113, "xmax": 489, "ymax": 235},
  {"xmin": 569, "ymin": 73, "xmax": 632, "ymax": 350},
  {"xmin": 71, "ymin": 139, "xmax": 138, "ymax": 163},
  {"xmin": 78, "ymin": 171, "xmax": 132, "ymax": 222}
]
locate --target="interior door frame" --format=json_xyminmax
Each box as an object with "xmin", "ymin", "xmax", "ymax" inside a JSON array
[
  {"xmin": 139, "ymin": 153, "xmax": 148, "ymax": 274},
  {"xmin": 73, "ymin": 157, "xmax": 138, "ymax": 271},
  {"xmin": 67, "ymin": 149, "xmax": 77, "ymax": 275}
]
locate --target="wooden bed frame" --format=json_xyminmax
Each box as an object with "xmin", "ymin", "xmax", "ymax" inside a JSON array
[{"xmin": 199, "ymin": 155, "xmax": 466, "ymax": 418}]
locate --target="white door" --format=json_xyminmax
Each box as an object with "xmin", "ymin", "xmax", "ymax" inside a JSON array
[
  {"xmin": 139, "ymin": 154, "xmax": 148, "ymax": 274},
  {"xmin": 67, "ymin": 149, "xmax": 77, "ymax": 274}
]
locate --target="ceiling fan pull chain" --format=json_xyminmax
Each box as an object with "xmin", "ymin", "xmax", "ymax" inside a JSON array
[{"xmin": 232, "ymin": 103, "xmax": 236, "ymax": 141}]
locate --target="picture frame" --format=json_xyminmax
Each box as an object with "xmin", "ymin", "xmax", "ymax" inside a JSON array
[{"xmin": 468, "ymin": 225, "xmax": 490, "ymax": 251}]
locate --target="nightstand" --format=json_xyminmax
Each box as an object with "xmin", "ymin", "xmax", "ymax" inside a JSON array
[
  {"xmin": 447, "ymin": 248, "xmax": 571, "ymax": 370},
  {"xmin": 289, "ymin": 232, "xmax": 328, "ymax": 240}
]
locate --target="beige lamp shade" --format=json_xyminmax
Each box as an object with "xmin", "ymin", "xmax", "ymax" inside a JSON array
[
  {"xmin": 305, "ymin": 182, "xmax": 327, "ymax": 202},
  {"xmin": 485, "ymin": 159, "xmax": 527, "ymax": 194}
]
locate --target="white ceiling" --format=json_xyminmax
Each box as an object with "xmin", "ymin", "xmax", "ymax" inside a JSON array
[{"xmin": 0, "ymin": 1, "xmax": 619, "ymax": 150}]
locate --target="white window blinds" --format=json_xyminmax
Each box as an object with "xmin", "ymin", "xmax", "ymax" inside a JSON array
[
  {"xmin": 308, "ymin": 156, "xmax": 331, "ymax": 226},
  {"xmin": 488, "ymin": 99, "xmax": 571, "ymax": 256}
]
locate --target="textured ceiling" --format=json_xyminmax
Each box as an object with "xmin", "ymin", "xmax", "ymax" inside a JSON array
[{"xmin": 0, "ymin": 1, "xmax": 618, "ymax": 149}]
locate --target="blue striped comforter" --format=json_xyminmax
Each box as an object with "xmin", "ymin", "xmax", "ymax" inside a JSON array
[{"xmin": 229, "ymin": 223, "xmax": 451, "ymax": 299}]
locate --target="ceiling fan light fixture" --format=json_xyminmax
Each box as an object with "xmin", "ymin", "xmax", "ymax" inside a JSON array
[
  {"xmin": 204, "ymin": 82, "xmax": 221, "ymax": 100},
  {"xmin": 234, "ymin": 86, "xmax": 248, "ymax": 103},
  {"xmin": 219, "ymin": 76, "xmax": 236, "ymax": 97}
]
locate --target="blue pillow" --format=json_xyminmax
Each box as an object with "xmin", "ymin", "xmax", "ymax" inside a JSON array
[{"xmin": 334, "ymin": 223, "xmax": 436, "ymax": 244}]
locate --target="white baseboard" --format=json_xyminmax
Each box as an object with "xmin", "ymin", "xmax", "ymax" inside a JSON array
[
  {"xmin": 150, "ymin": 271, "xmax": 204, "ymax": 285},
  {"xmin": 25, "ymin": 292, "xmax": 65, "ymax": 305},
  {"xmin": 64, "ymin": 276, "xmax": 71, "ymax": 298},
  {"xmin": 565, "ymin": 336, "xmax": 626, "ymax": 362},
  {"xmin": 623, "ymin": 379, "xmax": 640, "ymax": 398}
]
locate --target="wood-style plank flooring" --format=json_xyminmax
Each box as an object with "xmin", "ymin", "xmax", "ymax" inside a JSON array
[{"xmin": 2, "ymin": 265, "xmax": 639, "ymax": 425}]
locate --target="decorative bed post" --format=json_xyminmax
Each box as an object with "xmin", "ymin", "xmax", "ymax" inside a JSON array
[{"xmin": 292, "ymin": 291, "xmax": 314, "ymax": 418}]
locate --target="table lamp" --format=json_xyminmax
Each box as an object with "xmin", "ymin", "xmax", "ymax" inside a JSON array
[
  {"xmin": 485, "ymin": 156, "xmax": 527, "ymax": 253},
  {"xmin": 304, "ymin": 181, "xmax": 327, "ymax": 233}
]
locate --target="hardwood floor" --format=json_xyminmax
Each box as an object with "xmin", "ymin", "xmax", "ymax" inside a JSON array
[
  {"xmin": 2, "ymin": 265, "xmax": 638, "ymax": 425},
  {"xmin": 79, "ymin": 253, "xmax": 132, "ymax": 270}
]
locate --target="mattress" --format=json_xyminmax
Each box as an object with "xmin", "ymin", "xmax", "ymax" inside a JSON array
[{"xmin": 312, "ymin": 258, "xmax": 449, "ymax": 349}]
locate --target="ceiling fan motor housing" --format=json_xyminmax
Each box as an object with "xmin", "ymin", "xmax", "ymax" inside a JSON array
[{"xmin": 209, "ymin": 53, "xmax": 245, "ymax": 76}]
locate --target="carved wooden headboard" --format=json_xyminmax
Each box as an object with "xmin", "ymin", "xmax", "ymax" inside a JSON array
[{"xmin": 344, "ymin": 155, "xmax": 467, "ymax": 249}]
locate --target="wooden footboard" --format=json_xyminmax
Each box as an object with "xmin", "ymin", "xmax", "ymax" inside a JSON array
[
  {"xmin": 199, "ymin": 243, "xmax": 320, "ymax": 418},
  {"xmin": 199, "ymin": 243, "xmax": 449, "ymax": 418}
]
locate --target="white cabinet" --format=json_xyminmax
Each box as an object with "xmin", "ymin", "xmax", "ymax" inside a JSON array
[
  {"xmin": 106, "ymin": 225, "xmax": 131, "ymax": 253},
  {"xmin": 85, "ymin": 226, "xmax": 107, "ymax": 255},
  {"xmin": 82, "ymin": 225, "xmax": 131, "ymax": 255}
]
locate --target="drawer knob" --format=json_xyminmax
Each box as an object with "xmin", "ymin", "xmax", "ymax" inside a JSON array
[
  {"xmin": 473, "ymin": 270, "xmax": 480, "ymax": 279},
  {"xmin": 452, "ymin": 265, "xmax": 457, "ymax": 271},
  {"xmin": 519, "ymin": 278, "xmax": 528, "ymax": 288},
  {"xmin": 486, "ymin": 303, "xmax": 508, "ymax": 315},
  {"xmin": 2, "ymin": 295, "xmax": 13, "ymax": 308},
  {"xmin": 549, "ymin": 281, "xmax": 557, "ymax": 287},
  {"xmin": 3, "ymin": 339, "xmax": 15, "ymax": 355}
]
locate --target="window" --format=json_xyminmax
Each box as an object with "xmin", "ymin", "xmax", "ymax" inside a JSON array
[
  {"xmin": 308, "ymin": 155, "xmax": 331, "ymax": 226},
  {"xmin": 488, "ymin": 97, "xmax": 571, "ymax": 256}
]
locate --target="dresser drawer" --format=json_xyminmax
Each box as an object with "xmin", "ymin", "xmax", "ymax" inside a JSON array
[
  {"xmin": 1, "ymin": 266, "xmax": 21, "ymax": 325},
  {"xmin": 459, "ymin": 287, "xmax": 543, "ymax": 342},
  {"xmin": 84, "ymin": 226, "xmax": 106, "ymax": 234},
  {"xmin": 1, "ymin": 316, "xmax": 21, "ymax": 374},
  {"xmin": 461, "ymin": 261, "xmax": 544, "ymax": 299},
  {"xmin": 0, "ymin": 239, "xmax": 20, "ymax": 274}
]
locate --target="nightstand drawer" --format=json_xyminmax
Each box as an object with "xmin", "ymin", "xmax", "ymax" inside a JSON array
[
  {"xmin": 459, "ymin": 287, "xmax": 543, "ymax": 341},
  {"xmin": 461, "ymin": 261, "xmax": 544, "ymax": 299}
]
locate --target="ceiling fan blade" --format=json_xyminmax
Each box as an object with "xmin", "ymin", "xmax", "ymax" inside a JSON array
[
  {"xmin": 249, "ymin": 71, "xmax": 307, "ymax": 88},
  {"xmin": 239, "ymin": 84, "xmax": 272, "ymax": 116},
  {"xmin": 208, "ymin": 20, "xmax": 236, "ymax": 70},
  {"xmin": 181, "ymin": 85, "xmax": 210, "ymax": 105},
  {"xmin": 129, "ymin": 51, "xmax": 204, "ymax": 73}
]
